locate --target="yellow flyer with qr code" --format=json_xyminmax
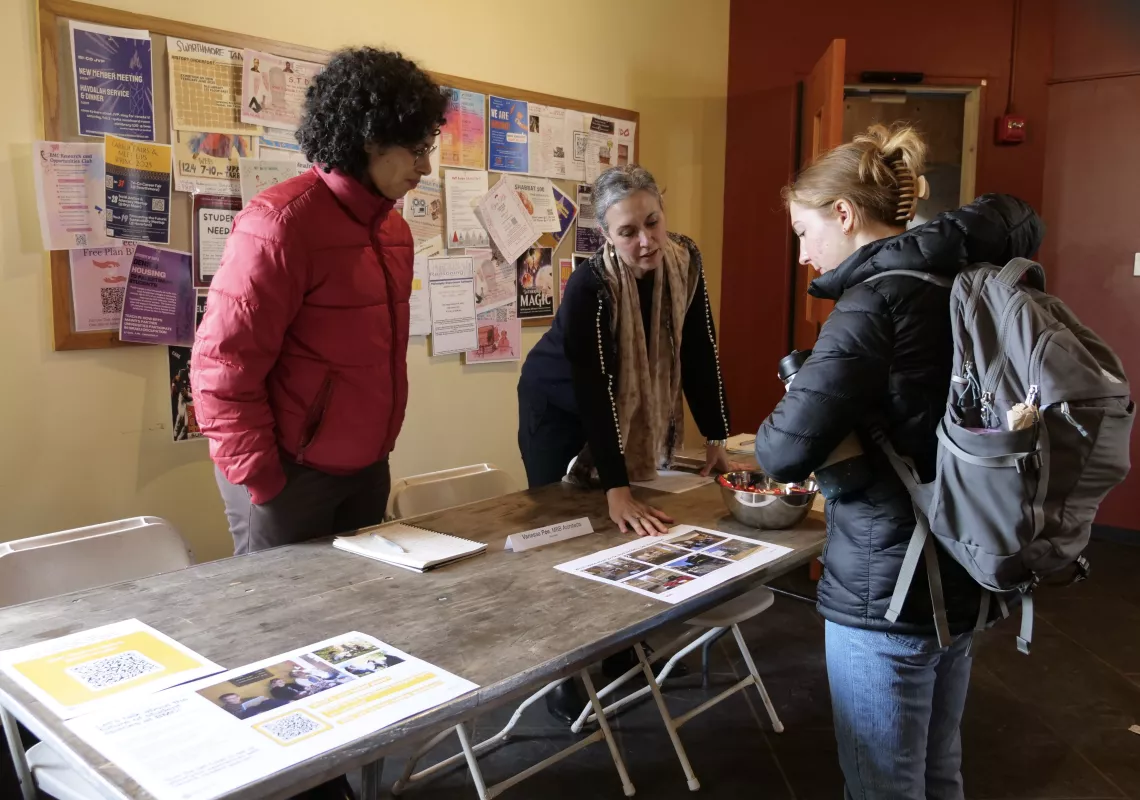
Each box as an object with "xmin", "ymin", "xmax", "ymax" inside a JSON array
[{"xmin": 0, "ymin": 619, "xmax": 222, "ymax": 720}]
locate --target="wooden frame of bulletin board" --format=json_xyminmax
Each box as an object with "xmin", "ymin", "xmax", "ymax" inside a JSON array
[{"xmin": 38, "ymin": 0, "xmax": 640, "ymax": 351}]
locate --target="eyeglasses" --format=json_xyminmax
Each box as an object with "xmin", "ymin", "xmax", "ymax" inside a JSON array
[{"xmin": 408, "ymin": 143, "xmax": 438, "ymax": 163}]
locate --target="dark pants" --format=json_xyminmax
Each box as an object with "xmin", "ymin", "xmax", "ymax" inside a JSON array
[
  {"xmin": 517, "ymin": 385, "xmax": 586, "ymax": 489},
  {"xmin": 216, "ymin": 457, "xmax": 391, "ymax": 554}
]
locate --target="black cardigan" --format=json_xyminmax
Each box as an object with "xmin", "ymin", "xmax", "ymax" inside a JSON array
[{"xmin": 520, "ymin": 238, "xmax": 729, "ymax": 489}]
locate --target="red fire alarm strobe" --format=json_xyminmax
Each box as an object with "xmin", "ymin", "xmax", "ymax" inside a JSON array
[{"xmin": 996, "ymin": 114, "xmax": 1027, "ymax": 144}]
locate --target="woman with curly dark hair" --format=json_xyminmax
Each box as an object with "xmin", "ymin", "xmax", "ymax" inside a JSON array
[{"xmin": 193, "ymin": 48, "xmax": 448, "ymax": 567}]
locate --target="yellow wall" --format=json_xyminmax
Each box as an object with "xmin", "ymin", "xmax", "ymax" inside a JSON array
[{"xmin": 0, "ymin": 0, "xmax": 730, "ymax": 562}]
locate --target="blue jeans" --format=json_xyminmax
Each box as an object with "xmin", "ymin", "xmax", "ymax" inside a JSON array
[{"xmin": 825, "ymin": 621, "xmax": 974, "ymax": 800}]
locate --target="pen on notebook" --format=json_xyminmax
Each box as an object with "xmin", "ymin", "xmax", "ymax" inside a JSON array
[{"xmin": 370, "ymin": 533, "xmax": 407, "ymax": 553}]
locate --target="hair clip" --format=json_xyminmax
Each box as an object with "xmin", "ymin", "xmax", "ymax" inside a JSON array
[{"xmin": 894, "ymin": 161, "xmax": 930, "ymax": 222}]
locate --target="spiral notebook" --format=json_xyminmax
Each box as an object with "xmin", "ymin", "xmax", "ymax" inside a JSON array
[{"xmin": 333, "ymin": 523, "xmax": 487, "ymax": 573}]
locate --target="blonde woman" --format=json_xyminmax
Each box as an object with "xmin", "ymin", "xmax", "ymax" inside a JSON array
[{"xmin": 755, "ymin": 124, "xmax": 1045, "ymax": 799}]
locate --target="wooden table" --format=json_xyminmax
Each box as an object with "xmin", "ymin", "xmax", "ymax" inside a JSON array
[{"xmin": 0, "ymin": 482, "xmax": 824, "ymax": 800}]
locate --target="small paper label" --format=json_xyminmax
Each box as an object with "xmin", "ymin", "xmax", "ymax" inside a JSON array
[{"xmin": 504, "ymin": 517, "xmax": 594, "ymax": 552}]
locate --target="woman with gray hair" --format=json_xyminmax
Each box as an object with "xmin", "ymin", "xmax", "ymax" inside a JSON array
[
  {"xmin": 519, "ymin": 164, "xmax": 736, "ymax": 722},
  {"xmin": 519, "ymin": 164, "xmax": 735, "ymax": 531}
]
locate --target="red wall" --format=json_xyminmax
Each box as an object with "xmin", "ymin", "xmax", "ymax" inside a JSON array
[
  {"xmin": 1042, "ymin": 0, "xmax": 1140, "ymax": 529},
  {"xmin": 721, "ymin": 0, "xmax": 1054, "ymax": 432}
]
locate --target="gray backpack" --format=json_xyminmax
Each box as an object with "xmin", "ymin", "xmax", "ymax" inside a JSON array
[{"xmin": 865, "ymin": 259, "xmax": 1133, "ymax": 652}]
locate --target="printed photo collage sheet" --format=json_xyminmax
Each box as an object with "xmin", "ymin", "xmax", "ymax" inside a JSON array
[
  {"xmin": 557, "ymin": 526, "xmax": 793, "ymax": 604},
  {"xmin": 0, "ymin": 620, "xmax": 476, "ymax": 800}
]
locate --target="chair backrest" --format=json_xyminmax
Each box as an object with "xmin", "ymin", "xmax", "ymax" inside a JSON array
[
  {"xmin": 389, "ymin": 464, "xmax": 517, "ymax": 520},
  {"xmin": 0, "ymin": 517, "xmax": 194, "ymax": 607}
]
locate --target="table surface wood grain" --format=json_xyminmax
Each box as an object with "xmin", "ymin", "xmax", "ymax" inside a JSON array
[{"xmin": 0, "ymin": 482, "xmax": 824, "ymax": 800}]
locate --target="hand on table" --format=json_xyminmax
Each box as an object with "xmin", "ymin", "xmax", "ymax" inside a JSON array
[
  {"xmin": 606, "ymin": 487, "xmax": 673, "ymax": 537},
  {"xmin": 701, "ymin": 444, "xmax": 747, "ymax": 477}
]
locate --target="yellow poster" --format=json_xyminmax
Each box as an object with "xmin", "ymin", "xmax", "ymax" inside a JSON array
[
  {"xmin": 0, "ymin": 619, "xmax": 221, "ymax": 719},
  {"xmin": 104, "ymin": 134, "xmax": 172, "ymax": 173}
]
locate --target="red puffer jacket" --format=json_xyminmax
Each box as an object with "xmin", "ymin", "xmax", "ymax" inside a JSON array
[{"xmin": 191, "ymin": 167, "xmax": 413, "ymax": 504}]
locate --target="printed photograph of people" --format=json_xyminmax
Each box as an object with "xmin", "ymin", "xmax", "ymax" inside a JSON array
[
  {"xmin": 663, "ymin": 552, "xmax": 731, "ymax": 577},
  {"xmin": 311, "ymin": 639, "xmax": 380, "ymax": 665},
  {"xmin": 340, "ymin": 650, "xmax": 405, "ymax": 676},
  {"xmin": 198, "ymin": 658, "xmax": 352, "ymax": 720},
  {"xmin": 622, "ymin": 569, "xmax": 694, "ymax": 595},
  {"xmin": 583, "ymin": 557, "xmax": 648, "ymax": 582},
  {"xmin": 626, "ymin": 543, "xmax": 687, "ymax": 567},
  {"xmin": 669, "ymin": 530, "xmax": 727, "ymax": 551},
  {"xmin": 702, "ymin": 538, "xmax": 768, "ymax": 562}
]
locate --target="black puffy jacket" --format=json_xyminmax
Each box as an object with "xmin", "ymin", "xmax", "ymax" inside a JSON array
[{"xmin": 756, "ymin": 194, "xmax": 1045, "ymax": 635}]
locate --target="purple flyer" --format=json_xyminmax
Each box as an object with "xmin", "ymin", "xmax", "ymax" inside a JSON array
[
  {"xmin": 70, "ymin": 21, "xmax": 155, "ymax": 141},
  {"xmin": 119, "ymin": 246, "xmax": 195, "ymax": 346}
]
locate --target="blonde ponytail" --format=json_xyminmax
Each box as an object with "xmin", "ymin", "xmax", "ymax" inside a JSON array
[{"xmin": 783, "ymin": 122, "xmax": 929, "ymax": 226}]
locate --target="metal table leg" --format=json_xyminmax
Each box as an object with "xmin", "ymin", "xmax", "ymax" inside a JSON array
[
  {"xmin": 1, "ymin": 707, "xmax": 35, "ymax": 800},
  {"xmin": 360, "ymin": 757, "xmax": 385, "ymax": 800}
]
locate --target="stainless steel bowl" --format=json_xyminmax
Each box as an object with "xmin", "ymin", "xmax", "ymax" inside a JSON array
[{"xmin": 718, "ymin": 470, "xmax": 819, "ymax": 530}]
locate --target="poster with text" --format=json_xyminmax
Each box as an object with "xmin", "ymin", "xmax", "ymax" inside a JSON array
[
  {"xmin": 33, "ymin": 141, "xmax": 112, "ymax": 250},
  {"xmin": 428, "ymin": 256, "xmax": 478, "ymax": 356},
  {"xmin": 488, "ymin": 96, "xmax": 529, "ymax": 174},
  {"xmin": 464, "ymin": 306, "xmax": 521, "ymax": 364},
  {"xmin": 193, "ymin": 195, "xmax": 240, "ymax": 285},
  {"xmin": 239, "ymin": 158, "xmax": 309, "ymax": 207},
  {"xmin": 440, "ymin": 88, "xmax": 486, "ymax": 170},
  {"xmin": 70, "ymin": 21, "xmax": 154, "ymax": 141},
  {"xmin": 538, "ymin": 184, "xmax": 578, "ymax": 250},
  {"xmin": 258, "ymin": 132, "xmax": 306, "ymax": 160},
  {"xmin": 444, "ymin": 169, "xmax": 490, "ymax": 249},
  {"xmin": 167, "ymin": 38, "xmax": 259, "ymax": 135},
  {"xmin": 410, "ymin": 236, "xmax": 444, "ymax": 336},
  {"xmin": 173, "ymin": 131, "xmax": 252, "ymax": 195},
  {"xmin": 575, "ymin": 183, "xmax": 606, "ymax": 254},
  {"xmin": 516, "ymin": 245, "xmax": 554, "ymax": 320},
  {"xmin": 68, "ymin": 242, "xmax": 136, "ymax": 332},
  {"xmin": 469, "ymin": 248, "xmax": 516, "ymax": 313},
  {"xmin": 505, "ymin": 175, "xmax": 560, "ymax": 233},
  {"xmin": 104, "ymin": 135, "xmax": 172, "ymax": 244},
  {"xmin": 585, "ymin": 116, "xmax": 636, "ymax": 183},
  {"xmin": 168, "ymin": 292, "xmax": 208, "ymax": 442},
  {"xmin": 559, "ymin": 257, "xmax": 573, "ymax": 302},
  {"xmin": 241, "ymin": 49, "xmax": 321, "ymax": 131},
  {"xmin": 528, "ymin": 104, "xmax": 585, "ymax": 180},
  {"xmin": 119, "ymin": 245, "xmax": 195, "ymax": 345},
  {"xmin": 402, "ymin": 176, "xmax": 444, "ymax": 244}
]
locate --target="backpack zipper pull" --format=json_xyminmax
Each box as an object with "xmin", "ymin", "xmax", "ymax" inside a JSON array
[
  {"xmin": 1060, "ymin": 401, "xmax": 1089, "ymax": 438},
  {"xmin": 1026, "ymin": 385, "xmax": 1039, "ymax": 409}
]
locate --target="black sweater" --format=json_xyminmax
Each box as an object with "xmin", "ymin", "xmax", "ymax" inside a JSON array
[
  {"xmin": 755, "ymin": 194, "xmax": 1045, "ymax": 634},
  {"xmin": 520, "ymin": 239, "xmax": 729, "ymax": 489}
]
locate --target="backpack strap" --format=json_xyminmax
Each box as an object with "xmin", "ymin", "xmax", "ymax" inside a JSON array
[
  {"xmin": 994, "ymin": 257, "xmax": 1046, "ymax": 290},
  {"xmin": 863, "ymin": 269, "xmax": 954, "ymax": 289},
  {"xmin": 1017, "ymin": 591, "xmax": 1035, "ymax": 655},
  {"xmin": 871, "ymin": 427, "xmax": 952, "ymax": 648}
]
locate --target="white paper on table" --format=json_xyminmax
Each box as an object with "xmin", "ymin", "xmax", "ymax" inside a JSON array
[
  {"xmin": 69, "ymin": 242, "xmax": 137, "ymax": 332},
  {"xmin": 402, "ymin": 176, "xmax": 444, "ymax": 244},
  {"xmin": 726, "ymin": 433, "xmax": 757, "ymax": 455},
  {"xmin": 475, "ymin": 179, "xmax": 539, "ymax": 265},
  {"xmin": 33, "ymin": 141, "xmax": 113, "ymax": 251},
  {"xmin": 0, "ymin": 619, "xmax": 223, "ymax": 721},
  {"xmin": 444, "ymin": 169, "xmax": 489, "ymax": 250},
  {"xmin": 428, "ymin": 256, "xmax": 478, "ymax": 356},
  {"xmin": 468, "ymin": 247, "xmax": 516, "ymax": 312},
  {"xmin": 410, "ymin": 235, "xmax": 444, "ymax": 337},
  {"xmin": 555, "ymin": 525, "xmax": 793, "ymax": 605},
  {"xmin": 238, "ymin": 157, "xmax": 308, "ymax": 208},
  {"xmin": 631, "ymin": 470, "xmax": 714, "ymax": 494},
  {"xmin": 503, "ymin": 174, "xmax": 561, "ymax": 233},
  {"xmin": 66, "ymin": 632, "xmax": 477, "ymax": 800}
]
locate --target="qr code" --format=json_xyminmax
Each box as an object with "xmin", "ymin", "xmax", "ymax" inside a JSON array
[
  {"xmin": 151, "ymin": 198, "xmax": 166, "ymax": 212},
  {"xmin": 260, "ymin": 712, "xmax": 323, "ymax": 742},
  {"xmin": 105, "ymin": 174, "xmax": 113, "ymax": 189},
  {"xmin": 65, "ymin": 651, "xmax": 163, "ymax": 691},
  {"xmin": 100, "ymin": 286, "xmax": 124, "ymax": 314}
]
